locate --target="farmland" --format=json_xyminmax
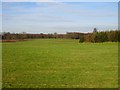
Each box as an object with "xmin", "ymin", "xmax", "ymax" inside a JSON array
[{"xmin": 2, "ymin": 39, "xmax": 118, "ymax": 88}]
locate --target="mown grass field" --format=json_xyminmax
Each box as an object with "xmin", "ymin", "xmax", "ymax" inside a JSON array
[{"xmin": 2, "ymin": 39, "xmax": 118, "ymax": 88}]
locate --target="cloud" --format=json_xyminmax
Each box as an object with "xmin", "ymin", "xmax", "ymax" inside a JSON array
[
  {"xmin": 2, "ymin": 2, "xmax": 72, "ymax": 23},
  {"xmin": 3, "ymin": 2, "xmax": 117, "ymax": 19}
]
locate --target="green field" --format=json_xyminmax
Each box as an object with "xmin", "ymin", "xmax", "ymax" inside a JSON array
[{"xmin": 2, "ymin": 39, "xmax": 118, "ymax": 88}]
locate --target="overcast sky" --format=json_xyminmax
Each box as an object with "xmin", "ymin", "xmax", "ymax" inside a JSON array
[{"xmin": 2, "ymin": 2, "xmax": 118, "ymax": 34}]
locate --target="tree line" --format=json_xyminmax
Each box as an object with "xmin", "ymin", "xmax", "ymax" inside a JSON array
[
  {"xmin": 79, "ymin": 29, "xmax": 120, "ymax": 43},
  {"xmin": 1, "ymin": 29, "xmax": 120, "ymax": 43},
  {"xmin": 1, "ymin": 32, "xmax": 65, "ymax": 41}
]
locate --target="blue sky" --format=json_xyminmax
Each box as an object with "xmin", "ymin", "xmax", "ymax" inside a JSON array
[{"xmin": 2, "ymin": 2, "xmax": 118, "ymax": 34}]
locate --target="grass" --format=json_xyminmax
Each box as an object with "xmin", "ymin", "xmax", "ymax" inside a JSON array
[{"xmin": 2, "ymin": 39, "xmax": 118, "ymax": 88}]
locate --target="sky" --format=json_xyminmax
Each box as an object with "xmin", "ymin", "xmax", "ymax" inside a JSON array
[
  {"xmin": 2, "ymin": 0, "xmax": 120, "ymax": 2},
  {"xmin": 2, "ymin": 2, "xmax": 118, "ymax": 34}
]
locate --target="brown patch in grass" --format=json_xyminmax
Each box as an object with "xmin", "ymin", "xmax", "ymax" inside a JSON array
[
  {"xmin": 1, "ymin": 39, "xmax": 29, "ymax": 42},
  {"xmin": 1, "ymin": 40, "xmax": 17, "ymax": 42}
]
